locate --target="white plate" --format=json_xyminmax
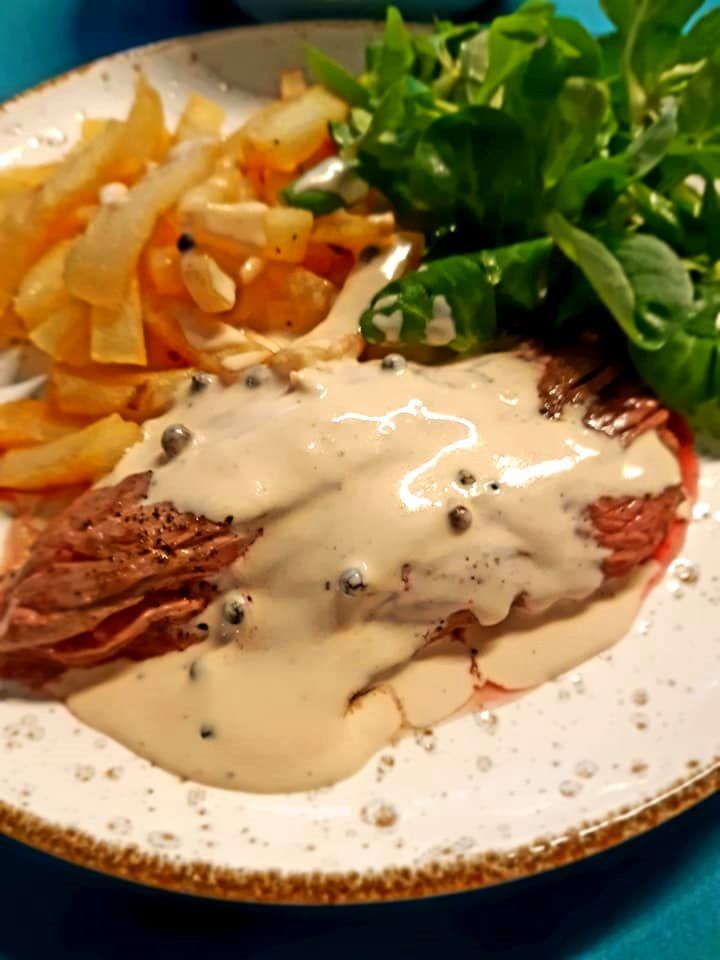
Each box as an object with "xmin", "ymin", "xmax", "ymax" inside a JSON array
[{"xmin": 0, "ymin": 23, "xmax": 717, "ymax": 904}]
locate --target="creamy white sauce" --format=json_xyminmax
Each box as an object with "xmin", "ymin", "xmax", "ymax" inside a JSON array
[{"xmin": 65, "ymin": 353, "xmax": 681, "ymax": 792}]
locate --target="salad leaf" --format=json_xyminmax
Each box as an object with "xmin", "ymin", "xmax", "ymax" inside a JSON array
[
  {"xmin": 361, "ymin": 255, "xmax": 496, "ymax": 352},
  {"xmin": 555, "ymin": 99, "xmax": 677, "ymax": 216},
  {"xmin": 408, "ymin": 108, "xmax": 540, "ymax": 242},
  {"xmin": 476, "ymin": 3, "xmax": 554, "ymax": 105},
  {"xmin": 480, "ymin": 237, "xmax": 555, "ymax": 310},
  {"xmin": 296, "ymin": 4, "xmax": 720, "ymax": 431},
  {"xmin": 546, "ymin": 211, "xmax": 645, "ymax": 345},
  {"xmin": 362, "ymin": 239, "xmax": 554, "ymax": 349},
  {"xmin": 630, "ymin": 324, "xmax": 719, "ymax": 413},
  {"xmin": 280, "ymin": 186, "xmax": 344, "ymax": 215},
  {"xmin": 305, "ymin": 45, "xmax": 370, "ymax": 108}
]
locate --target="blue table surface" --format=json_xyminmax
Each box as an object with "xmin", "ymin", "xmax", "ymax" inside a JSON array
[{"xmin": 0, "ymin": 2, "xmax": 718, "ymax": 958}]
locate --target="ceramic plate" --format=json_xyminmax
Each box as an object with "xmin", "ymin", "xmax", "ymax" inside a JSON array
[{"xmin": 0, "ymin": 23, "xmax": 717, "ymax": 904}]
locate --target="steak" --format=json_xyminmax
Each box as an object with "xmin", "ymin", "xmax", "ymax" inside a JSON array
[
  {"xmin": 0, "ymin": 472, "xmax": 256, "ymax": 684},
  {"xmin": 0, "ymin": 345, "xmax": 688, "ymax": 686}
]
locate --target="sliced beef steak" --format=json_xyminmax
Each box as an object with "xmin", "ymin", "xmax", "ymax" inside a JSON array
[
  {"xmin": 0, "ymin": 472, "xmax": 256, "ymax": 684},
  {"xmin": 0, "ymin": 344, "xmax": 689, "ymax": 686}
]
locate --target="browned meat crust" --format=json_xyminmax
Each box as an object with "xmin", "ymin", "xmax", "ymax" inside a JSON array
[
  {"xmin": 0, "ymin": 343, "xmax": 686, "ymax": 686},
  {"xmin": 0, "ymin": 472, "xmax": 256, "ymax": 683}
]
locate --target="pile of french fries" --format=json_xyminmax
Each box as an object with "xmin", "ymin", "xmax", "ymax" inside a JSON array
[{"xmin": 0, "ymin": 71, "xmax": 398, "ymax": 493}]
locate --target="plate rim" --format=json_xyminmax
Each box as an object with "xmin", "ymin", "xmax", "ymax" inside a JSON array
[
  {"xmin": 1, "ymin": 762, "xmax": 716, "ymax": 903},
  {"xmin": 0, "ymin": 21, "xmax": 717, "ymax": 905}
]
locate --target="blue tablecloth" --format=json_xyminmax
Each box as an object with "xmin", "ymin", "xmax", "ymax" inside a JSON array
[{"xmin": 0, "ymin": 2, "xmax": 718, "ymax": 957}]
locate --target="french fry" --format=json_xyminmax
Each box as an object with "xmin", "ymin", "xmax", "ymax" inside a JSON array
[
  {"xmin": 239, "ymin": 86, "xmax": 348, "ymax": 172},
  {"xmin": 181, "ymin": 250, "xmax": 236, "ymax": 313},
  {"xmin": 0, "ymin": 77, "xmax": 168, "ymax": 313},
  {"xmin": 65, "ymin": 140, "xmax": 217, "ymax": 309},
  {"xmin": 0, "ymin": 399, "xmax": 83, "ymax": 448},
  {"xmin": 175, "ymin": 93, "xmax": 225, "ymax": 142},
  {"xmin": 0, "ymin": 162, "xmax": 57, "ymax": 198},
  {"xmin": 108, "ymin": 74, "xmax": 169, "ymax": 180},
  {"xmin": 144, "ymin": 245, "xmax": 186, "ymax": 295},
  {"xmin": 28, "ymin": 300, "xmax": 91, "ymax": 365},
  {"xmin": 178, "ymin": 155, "xmax": 255, "ymax": 212},
  {"xmin": 303, "ymin": 242, "xmax": 355, "ymax": 287},
  {"xmin": 311, "ymin": 211, "xmax": 395, "ymax": 254},
  {"xmin": 263, "ymin": 207, "xmax": 313, "ymax": 263},
  {"xmin": 280, "ymin": 69, "xmax": 308, "ymax": 101},
  {"xmin": 0, "ymin": 308, "xmax": 29, "ymax": 345},
  {"xmin": 14, "ymin": 238, "xmax": 75, "ymax": 329},
  {"xmin": 49, "ymin": 365, "xmax": 190, "ymax": 420},
  {"xmin": 81, "ymin": 117, "xmax": 111, "ymax": 142},
  {"xmin": 143, "ymin": 302, "xmax": 229, "ymax": 375},
  {"xmin": 0, "ymin": 414, "xmax": 142, "ymax": 489},
  {"xmin": 233, "ymin": 262, "xmax": 336, "ymax": 334},
  {"xmin": 91, "ymin": 276, "xmax": 147, "ymax": 365}
]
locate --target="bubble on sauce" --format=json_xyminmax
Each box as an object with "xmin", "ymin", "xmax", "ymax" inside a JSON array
[
  {"xmin": 476, "ymin": 755, "xmax": 493, "ymax": 773},
  {"xmin": 569, "ymin": 672, "xmax": 586, "ymax": 694},
  {"xmin": 670, "ymin": 558, "xmax": 699, "ymax": 584},
  {"xmin": 574, "ymin": 760, "xmax": 598, "ymax": 779},
  {"xmin": 74, "ymin": 764, "xmax": 95, "ymax": 782},
  {"xmin": 414, "ymin": 728, "xmax": 437, "ymax": 752},
  {"xmin": 559, "ymin": 779, "xmax": 582, "ymax": 798},
  {"xmin": 360, "ymin": 800, "xmax": 398, "ymax": 829},
  {"xmin": 474, "ymin": 709, "xmax": 498, "ymax": 734}
]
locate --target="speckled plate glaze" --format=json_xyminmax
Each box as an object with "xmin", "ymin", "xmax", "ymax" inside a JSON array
[{"xmin": 0, "ymin": 24, "xmax": 718, "ymax": 904}]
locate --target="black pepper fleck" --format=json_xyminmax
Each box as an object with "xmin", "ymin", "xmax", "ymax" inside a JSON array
[
  {"xmin": 176, "ymin": 232, "xmax": 195, "ymax": 253},
  {"xmin": 199, "ymin": 724, "xmax": 215, "ymax": 739},
  {"xmin": 448, "ymin": 505, "xmax": 473, "ymax": 533},
  {"xmin": 222, "ymin": 597, "xmax": 245, "ymax": 625}
]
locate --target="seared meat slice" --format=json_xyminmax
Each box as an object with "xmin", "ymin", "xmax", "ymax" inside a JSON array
[
  {"xmin": 0, "ymin": 472, "xmax": 256, "ymax": 683},
  {"xmin": 0, "ymin": 343, "xmax": 690, "ymax": 688},
  {"xmin": 531, "ymin": 339, "xmax": 687, "ymax": 577}
]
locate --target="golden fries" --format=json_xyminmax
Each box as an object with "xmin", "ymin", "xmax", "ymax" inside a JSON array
[
  {"xmin": 28, "ymin": 300, "xmax": 91, "ymax": 365},
  {"xmin": 14, "ymin": 238, "xmax": 75, "ymax": 329},
  {"xmin": 233, "ymin": 262, "xmax": 336, "ymax": 334},
  {"xmin": 0, "ymin": 414, "xmax": 142, "ymax": 489},
  {"xmin": 0, "ymin": 399, "xmax": 83, "ymax": 448},
  {"xmin": 0, "ymin": 69, "xmax": 408, "ymax": 498},
  {"xmin": 280, "ymin": 69, "xmax": 308, "ymax": 101},
  {"xmin": 240, "ymin": 86, "xmax": 348, "ymax": 171},
  {"xmin": 65, "ymin": 140, "xmax": 217, "ymax": 308},
  {"xmin": 180, "ymin": 250, "xmax": 236, "ymax": 313},
  {"xmin": 312, "ymin": 211, "xmax": 395, "ymax": 254},
  {"xmin": 91, "ymin": 276, "xmax": 147, "ymax": 365},
  {"xmin": 0, "ymin": 162, "xmax": 57, "ymax": 198},
  {"xmin": 0, "ymin": 77, "xmax": 168, "ymax": 314},
  {"xmin": 49, "ymin": 365, "xmax": 190, "ymax": 421},
  {"xmin": 175, "ymin": 93, "xmax": 225, "ymax": 142},
  {"xmin": 264, "ymin": 207, "xmax": 313, "ymax": 262}
]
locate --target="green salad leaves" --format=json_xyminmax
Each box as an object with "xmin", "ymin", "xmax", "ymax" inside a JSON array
[{"xmin": 290, "ymin": 1, "xmax": 720, "ymax": 430}]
